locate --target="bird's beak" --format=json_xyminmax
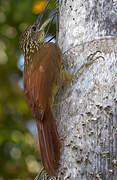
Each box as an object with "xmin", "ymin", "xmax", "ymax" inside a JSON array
[
  {"xmin": 39, "ymin": 12, "xmax": 56, "ymax": 31},
  {"xmin": 34, "ymin": 0, "xmax": 50, "ymax": 27},
  {"xmin": 34, "ymin": 0, "xmax": 56, "ymax": 31}
]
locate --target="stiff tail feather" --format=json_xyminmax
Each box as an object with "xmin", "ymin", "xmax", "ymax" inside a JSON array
[{"xmin": 36, "ymin": 105, "xmax": 62, "ymax": 176}]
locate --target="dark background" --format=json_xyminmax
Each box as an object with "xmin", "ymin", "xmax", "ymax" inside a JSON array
[{"xmin": 0, "ymin": 0, "xmax": 56, "ymax": 179}]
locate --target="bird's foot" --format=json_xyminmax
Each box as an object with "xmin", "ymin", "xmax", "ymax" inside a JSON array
[{"xmin": 75, "ymin": 50, "xmax": 104, "ymax": 79}]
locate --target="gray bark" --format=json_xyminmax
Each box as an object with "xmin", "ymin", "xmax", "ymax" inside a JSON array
[{"xmin": 54, "ymin": 0, "xmax": 117, "ymax": 180}]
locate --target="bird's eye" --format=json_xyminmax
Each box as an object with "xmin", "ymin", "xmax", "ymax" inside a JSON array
[{"xmin": 32, "ymin": 26, "xmax": 36, "ymax": 31}]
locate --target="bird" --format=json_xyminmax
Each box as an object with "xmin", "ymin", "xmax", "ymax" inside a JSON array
[{"xmin": 19, "ymin": 6, "xmax": 74, "ymax": 177}]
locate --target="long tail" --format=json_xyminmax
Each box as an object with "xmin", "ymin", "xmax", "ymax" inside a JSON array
[{"xmin": 36, "ymin": 105, "xmax": 62, "ymax": 177}]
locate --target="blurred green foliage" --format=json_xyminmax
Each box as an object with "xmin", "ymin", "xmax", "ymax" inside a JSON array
[{"xmin": 0, "ymin": 0, "xmax": 56, "ymax": 179}]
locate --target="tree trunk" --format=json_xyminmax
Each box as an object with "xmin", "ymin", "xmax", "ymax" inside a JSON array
[
  {"xmin": 54, "ymin": 0, "xmax": 117, "ymax": 180},
  {"xmin": 41, "ymin": 0, "xmax": 117, "ymax": 180}
]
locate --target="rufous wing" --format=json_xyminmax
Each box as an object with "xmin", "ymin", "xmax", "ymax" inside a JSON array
[{"xmin": 23, "ymin": 42, "xmax": 62, "ymax": 119}]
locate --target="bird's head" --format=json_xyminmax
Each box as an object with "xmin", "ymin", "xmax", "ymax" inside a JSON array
[{"xmin": 19, "ymin": 4, "xmax": 56, "ymax": 56}]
